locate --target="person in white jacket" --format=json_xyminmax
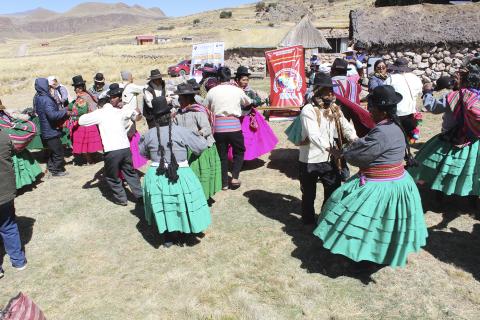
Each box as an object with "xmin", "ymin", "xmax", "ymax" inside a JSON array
[{"xmin": 299, "ymin": 73, "xmax": 357, "ymax": 225}]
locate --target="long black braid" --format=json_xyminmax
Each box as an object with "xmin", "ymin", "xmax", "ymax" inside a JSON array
[
  {"xmin": 155, "ymin": 115, "xmax": 179, "ymax": 182},
  {"xmin": 386, "ymin": 109, "xmax": 418, "ymax": 168}
]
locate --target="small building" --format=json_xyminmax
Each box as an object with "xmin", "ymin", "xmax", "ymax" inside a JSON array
[
  {"xmin": 182, "ymin": 36, "xmax": 194, "ymax": 42},
  {"xmin": 157, "ymin": 37, "xmax": 171, "ymax": 44},
  {"xmin": 279, "ymin": 16, "xmax": 332, "ymax": 52},
  {"xmin": 319, "ymin": 28, "xmax": 349, "ymax": 54},
  {"xmin": 350, "ymin": 3, "xmax": 480, "ymax": 82},
  {"xmin": 136, "ymin": 35, "xmax": 156, "ymax": 45}
]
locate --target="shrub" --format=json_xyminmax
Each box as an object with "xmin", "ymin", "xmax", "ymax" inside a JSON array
[
  {"xmin": 268, "ymin": 22, "xmax": 275, "ymax": 27},
  {"xmin": 193, "ymin": 18, "xmax": 200, "ymax": 25},
  {"xmin": 157, "ymin": 25, "xmax": 174, "ymax": 31},
  {"xmin": 219, "ymin": 11, "xmax": 233, "ymax": 19},
  {"xmin": 255, "ymin": 1, "xmax": 266, "ymax": 12},
  {"xmin": 268, "ymin": 3, "xmax": 277, "ymax": 9}
]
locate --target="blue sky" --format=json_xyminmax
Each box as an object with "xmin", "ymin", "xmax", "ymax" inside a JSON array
[{"xmin": 0, "ymin": 0, "xmax": 254, "ymax": 16}]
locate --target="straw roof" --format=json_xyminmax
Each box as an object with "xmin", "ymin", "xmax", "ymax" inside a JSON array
[
  {"xmin": 279, "ymin": 16, "xmax": 332, "ymax": 50},
  {"xmin": 350, "ymin": 3, "xmax": 480, "ymax": 48}
]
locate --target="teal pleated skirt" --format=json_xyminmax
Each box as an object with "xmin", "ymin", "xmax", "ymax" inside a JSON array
[
  {"xmin": 188, "ymin": 145, "xmax": 222, "ymax": 200},
  {"xmin": 13, "ymin": 149, "xmax": 43, "ymax": 189},
  {"xmin": 143, "ymin": 166, "xmax": 211, "ymax": 234},
  {"xmin": 409, "ymin": 135, "xmax": 480, "ymax": 196},
  {"xmin": 284, "ymin": 116, "xmax": 302, "ymax": 145},
  {"xmin": 313, "ymin": 173, "xmax": 428, "ymax": 267},
  {"xmin": 27, "ymin": 116, "xmax": 71, "ymax": 150}
]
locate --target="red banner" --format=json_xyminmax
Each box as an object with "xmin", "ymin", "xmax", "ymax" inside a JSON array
[{"xmin": 265, "ymin": 46, "xmax": 306, "ymax": 109}]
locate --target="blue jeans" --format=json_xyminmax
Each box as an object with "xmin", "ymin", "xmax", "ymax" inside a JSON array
[{"xmin": 0, "ymin": 201, "xmax": 26, "ymax": 271}]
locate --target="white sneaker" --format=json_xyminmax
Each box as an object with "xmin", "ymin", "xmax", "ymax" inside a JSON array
[
  {"xmin": 13, "ymin": 263, "xmax": 27, "ymax": 271},
  {"xmin": 0, "ymin": 269, "xmax": 4, "ymax": 279}
]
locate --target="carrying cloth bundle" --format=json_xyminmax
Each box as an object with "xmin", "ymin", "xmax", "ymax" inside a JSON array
[
  {"xmin": 0, "ymin": 292, "xmax": 46, "ymax": 320},
  {"xmin": 443, "ymin": 88, "xmax": 480, "ymax": 146},
  {"xmin": 0, "ymin": 114, "xmax": 37, "ymax": 152}
]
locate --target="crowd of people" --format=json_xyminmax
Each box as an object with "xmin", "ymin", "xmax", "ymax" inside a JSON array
[{"xmin": 0, "ymin": 51, "xmax": 479, "ymax": 278}]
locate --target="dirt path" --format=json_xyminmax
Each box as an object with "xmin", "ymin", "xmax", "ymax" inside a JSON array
[{"xmin": 16, "ymin": 43, "xmax": 28, "ymax": 57}]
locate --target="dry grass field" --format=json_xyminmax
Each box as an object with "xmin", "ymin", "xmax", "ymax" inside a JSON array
[
  {"xmin": 0, "ymin": 0, "xmax": 479, "ymax": 318},
  {"xmin": 0, "ymin": 111, "xmax": 479, "ymax": 319}
]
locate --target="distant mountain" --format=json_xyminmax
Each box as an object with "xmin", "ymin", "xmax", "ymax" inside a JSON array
[{"xmin": 0, "ymin": 2, "xmax": 166, "ymax": 37}]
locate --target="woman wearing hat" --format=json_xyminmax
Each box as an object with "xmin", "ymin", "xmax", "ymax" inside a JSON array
[
  {"xmin": 67, "ymin": 75, "xmax": 103, "ymax": 165},
  {"xmin": 313, "ymin": 85, "xmax": 428, "ymax": 269},
  {"xmin": 409, "ymin": 57, "xmax": 480, "ymax": 204},
  {"xmin": 199, "ymin": 64, "xmax": 218, "ymax": 98},
  {"xmin": 298, "ymin": 73, "xmax": 357, "ymax": 225},
  {"xmin": 173, "ymin": 82, "xmax": 222, "ymax": 201},
  {"xmin": 233, "ymin": 66, "xmax": 278, "ymax": 161},
  {"xmin": 88, "ymin": 73, "xmax": 108, "ymax": 103},
  {"xmin": 139, "ymin": 96, "xmax": 211, "ymax": 247},
  {"xmin": 0, "ymin": 100, "xmax": 42, "ymax": 189}
]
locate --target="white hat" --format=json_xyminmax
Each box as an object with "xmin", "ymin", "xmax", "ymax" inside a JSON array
[
  {"xmin": 47, "ymin": 76, "xmax": 58, "ymax": 85},
  {"xmin": 342, "ymin": 47, "xmax": 356, "ymax": 54}
]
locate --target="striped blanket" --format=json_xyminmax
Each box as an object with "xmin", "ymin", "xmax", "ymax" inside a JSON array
[{"xmin": 0, "ymin": 113, "xmax": 37, "ymax": 151}]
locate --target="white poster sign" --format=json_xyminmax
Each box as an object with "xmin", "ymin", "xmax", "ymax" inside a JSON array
[{"xmin": 190, "ymin": 42, "xmax": 225, "ymax": 79}]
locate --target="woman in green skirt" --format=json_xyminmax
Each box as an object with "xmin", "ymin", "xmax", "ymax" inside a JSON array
[
  {"xmin": 139, "ymin": 96, "xmax": 212, "ymax": 247},
  {"xmin": 409, "ymin": 56, "xmax": 480, "ymax": 200},
  {"xmin": 313, "ymin": 85, "xmax": 428, "ymax": 269},
  {"xmin": 173, "ymin": 82, "xmax": 222, "ymax": 202}
]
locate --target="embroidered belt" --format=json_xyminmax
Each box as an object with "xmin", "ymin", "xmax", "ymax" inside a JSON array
[{"xmin": 359, "ymin": 162, "xmax": 405, "ymax": 186}]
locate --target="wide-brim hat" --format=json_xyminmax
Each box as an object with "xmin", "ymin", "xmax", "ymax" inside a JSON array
[
  {"xmin": 235, "ymin": 66, "xmax": 251, "ymax": 77},
  {"xmin": 152, "ymin": 96, "xmax": 171, "ymax": 117},
  {"xmin": 186, "ymin": 79, "xmax": 201, "ymax": 91},
  {"xmin": 390, "ymin": 57, "xmax": 413, "ymax": 72},
  {"xmin": 72, "ymin": 75, "xmax": 86, "ymax": 86},
  {"xmin": 312, "ymin": 73, "xmax": 336, "ymax": 89},
  {"xmin": 147, "ymin": 69, "xmax": 163, "ymax": 80},
  {"xmin": 368, "ymin": 85, "xmax": 403, "ymax": 110},
  {"xmin": 108, "ymin": 83, "xmax": 123, "ymax": 97},
  {"xmin": 174, "ymin": 83, "xmax": 199, "ymax": 95},
  {"xmin": 331, "ymin": 58, "xmax": 348, "ymax": 71},
  {"xmin": 342, "ymin": 47, "xmax": 356, "ymax": 55},
  {"xmin": 94, "ymin": 72, "xmax": 105, "ymax": 83}
]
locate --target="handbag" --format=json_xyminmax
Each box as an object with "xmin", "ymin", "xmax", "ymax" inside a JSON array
[
  {"xmin": 0, "ymin": 114, "xmax": 37, "ymax": 152},
  {"xmin": 0, "ymin": 292, "xmax": 46, "ymax": 320}
]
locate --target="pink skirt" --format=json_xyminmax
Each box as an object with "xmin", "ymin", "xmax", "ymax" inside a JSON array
[
  {"xmin": 72, "ymin": 125, "xmax": 103, "ymax": 154},
  {"xmin": 228, "ymin": 109, "xmax": 278, "ymax": 161},
  {"xmin": 130, "ymin": 131, "xmax": 148, "ymax": 169}
]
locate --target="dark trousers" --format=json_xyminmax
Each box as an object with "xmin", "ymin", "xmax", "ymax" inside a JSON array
[
  {"xmin": 104, "ymin": 148, "xmax": 143, "ymax": 203},
  {"xmin": 0, "ymin": 201, "xmax": 26, "ymax": 271},
  {"xmin": 299, "ymin": 161, "xmax": 341, "ymax": 224},
  {"xmin": 399, "ymin": 114, "xmax": 417, "ymax": 136},
  {"xmin": 214, "ymin": 131, "xmax": 245, "ymax": 187},
  {"xmin": 43, "ymin": 136, "xmax": 65, "ymax": 174}
]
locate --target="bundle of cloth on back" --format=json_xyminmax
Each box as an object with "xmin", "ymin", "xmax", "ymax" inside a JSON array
[
  {"xmin": 331, "ymin": 58, "xmax": 362, "ymax": 106},
  {"xmin": 173, "ymin": 82, "xmax": 222, "ymax": 201},
  {"xmin": 67, "ymin": 75, "xmax": 103, "ymax": 165},
  {"xmin": 297, "ymin": 73, "xmax": 358, "ymax": 225},
  {"xmin": 31, "ymin": 78, "xmax": 70, "ymax": 176},
  {"xmin": 204, "ymin": 67, "xmax": 252, "ymax": 190},
  {"xmin": 410, "ymin": 56, "xmax": 480, "ymax": 200},
  {"xmin": 78, "ymin": 83, "xmax": 143, "ymax": 206},
  {"xmin": 313, "ymin": 85, "xmax": 428, "ymax": 269},
  {"xmin": 143, "ymin": 69, "xmax": 167, "ymax": 129},
  {"xmin": 119, "ymin": 70, "xmax": 147, "ymax": 170},
  {"xmin": 0, "ymin": 101, "xmax": 42, "ymax": 189},
  {"xmin": 0, "ymin": 127, "xmax": 28, "ymax": 279},
  {"xmin": 199, "ymin": 63, "xmax": 218, "ymax": 98},
  {"xmin": 230, "ymin": 66, "xmax": 278, "ymax": 161},
  {"xmin": 47, "ymin": 76, "xmax": 69, "ymax": 109},
  {"xmin": 140, "ymin": 96, "xmax": 211, "ymax": 247}
]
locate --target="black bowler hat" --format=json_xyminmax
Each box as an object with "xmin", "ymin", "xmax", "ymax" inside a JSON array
[
  {"xmin": 174, "ymin": 83, "xmax": 199, "ymax": 95},
  {"xmin": 331, "ymin": 58, "xmax": 348, "ymax": 71},
  {"xmin": 368, "ymin": 85, "xmax": 403, "ymax": 109},
  {"xmin": 235, "ymin": 66, "xmax": 251, "ymax": 77},
  {"xmin": 94, "ymin": 73, "xmax": 105, "ymax": 83},
  {"xmin": 391, "ymin": 58, "xmax": 413, "ymax": 73},
  {"xmin": 147, "ymin": 69, "xmax": 163, "ymax": 80},
  {"xmin": 108, "ymin": 83, "xmax": 123, "ymax": 97},
  {"xmin": 72, "ymin": 75, "xmax": 86, "ymax": 86},
  {"xmin": 152, "ymin": 96, "xmax": 171, "ymax": 117},
  {"xmin": 312, "ymin": 73, "xmax": 336, "ymax": 88},
  {"xmin": 186, "ymin": 79, "xmax": 201, "ymax": 90}
]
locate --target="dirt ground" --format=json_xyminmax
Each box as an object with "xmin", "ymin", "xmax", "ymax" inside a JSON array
[{"xmin": 0, "ymin": 109, "xmax": 479, "ymax": 319}]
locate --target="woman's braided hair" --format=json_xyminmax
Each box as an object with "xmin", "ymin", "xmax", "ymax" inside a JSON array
[
  {"xmin": 385, "ymin": 108, "xmax": 418, "ymax": 168},
  {"xmin": 155, "ymin": 114, "xmax": 179, "ymax": 182}
]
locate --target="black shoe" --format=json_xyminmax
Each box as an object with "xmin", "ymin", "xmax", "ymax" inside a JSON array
[
  {"xmin": 113, "ymin": 200, "xmax": 128, "ymax": 206},
  {"xmin": 51, "ymin": 171, "xmax": 68, "ymax": 177},
  {"xmin": 135, "ymin": 197, "xmax": 144, "ymax": 204}
]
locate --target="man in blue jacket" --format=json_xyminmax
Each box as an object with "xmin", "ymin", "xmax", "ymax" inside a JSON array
[
  {"xmin": 0, "ymin": 128, "xmax": 27, "ymax": 278},
  {"xmin": 33, "ymin": 78, "xmax": 71, "ymax": 176}
]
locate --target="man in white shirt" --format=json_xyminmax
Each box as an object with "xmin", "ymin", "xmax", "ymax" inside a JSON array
[
  {"xmin": 204, "ymin": 67, "xmax": 252, "ymax": 190},
  {"xmin": 299, "ymin": 73, "xmax": 357, "ymax": 224},
  {"xmin": 386, "ymin": 58, "xmax": 423, "ymax": 139},
  {"xmin": 79, "ymin": 83, "xmax": 143, "ymax": 206}
]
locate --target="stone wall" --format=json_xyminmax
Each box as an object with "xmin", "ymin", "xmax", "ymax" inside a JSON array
[
  {"xmin": 224, "ymin": 48, "xmax": 275, "ymax": 76},
  {"xmin": 368, "ymin": 43, "xmax": 480, "ymax": 83}
]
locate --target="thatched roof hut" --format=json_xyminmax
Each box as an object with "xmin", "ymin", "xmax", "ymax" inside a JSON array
[
  {"xmin": 279, "ymin": 16, "xmax": 332, "ymax": 50},
  {"xmin": 350, "ymin": 3, "xmax": 480, "ymax": 48}
]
